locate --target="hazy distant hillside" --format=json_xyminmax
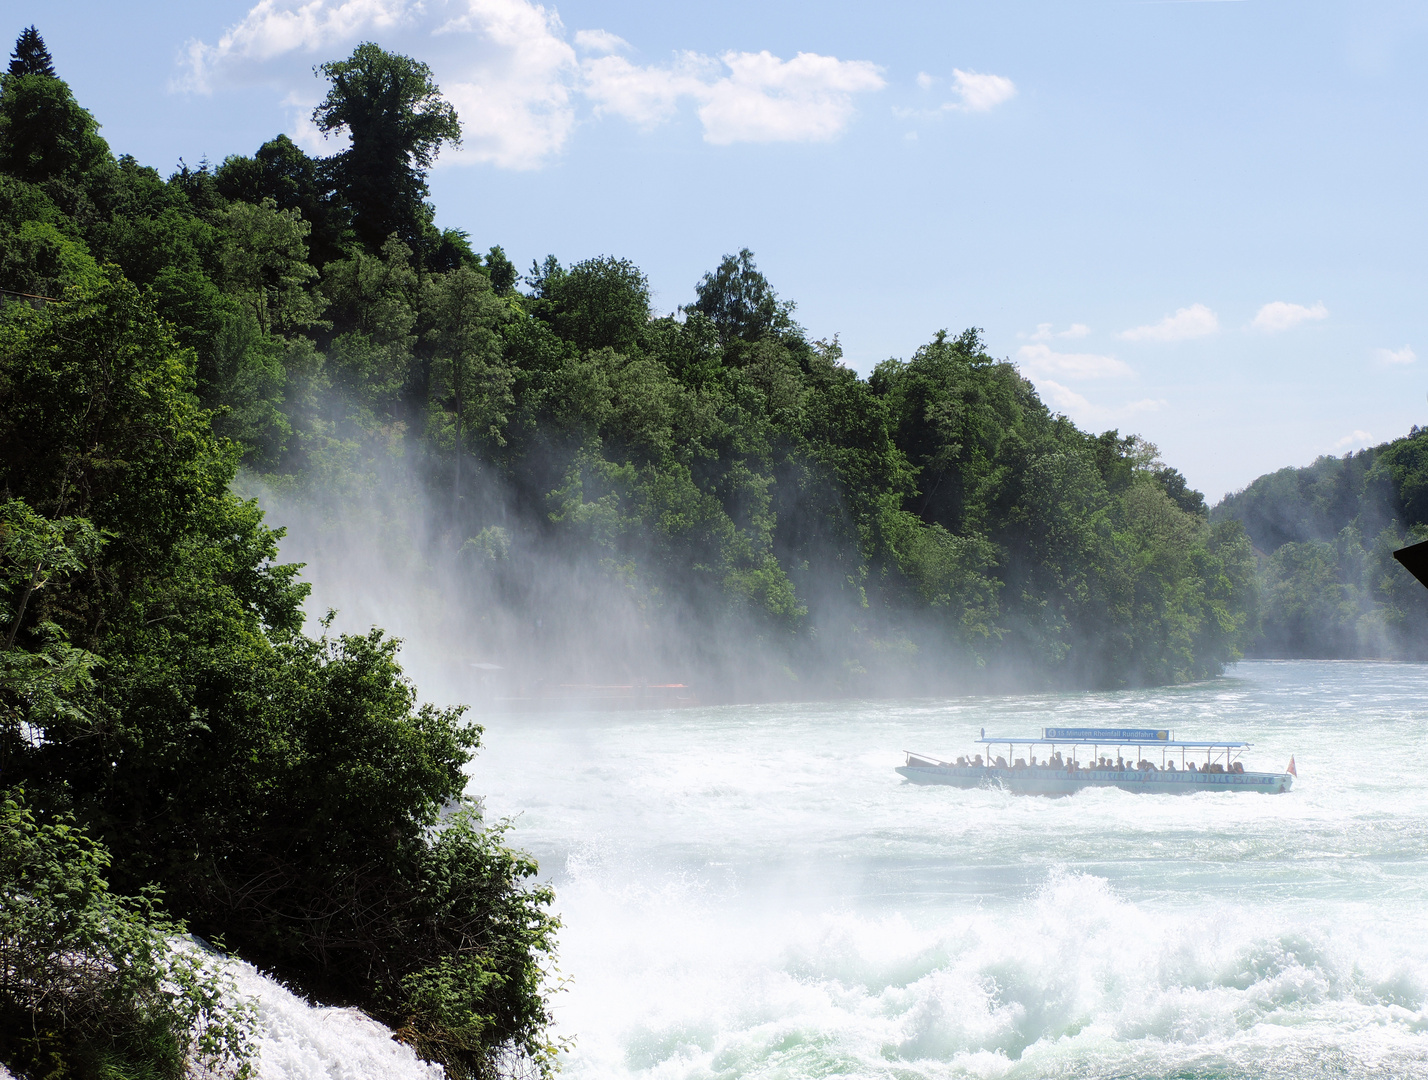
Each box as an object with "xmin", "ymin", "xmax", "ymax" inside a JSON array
[{"xmin": 1212, "ymin": 429, "xmax": 1428, "ymax": 658}]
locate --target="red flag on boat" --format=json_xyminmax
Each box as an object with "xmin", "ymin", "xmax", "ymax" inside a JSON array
[{"xmin": 1286, "ymin": 756, "xmax": 1297, "ymax": 777}]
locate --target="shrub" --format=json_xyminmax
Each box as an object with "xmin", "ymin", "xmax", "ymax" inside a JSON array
[{"xmin": 0, "ymin": 789, "xmax": 255, "ymax": 1080}]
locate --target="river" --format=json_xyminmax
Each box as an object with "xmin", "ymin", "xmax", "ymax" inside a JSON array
[{"xmin": 456, "ymin": 660, "xmax": 1428, "ymax": 1080}]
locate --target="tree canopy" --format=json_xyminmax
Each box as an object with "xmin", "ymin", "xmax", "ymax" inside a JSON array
[
  {"xmin": 7, "ymin": 26, "xmax": 53, "ymax": 78},
  {"xmin": 312, "ymin": 42, "xmax": 462, "ymax": 258}
]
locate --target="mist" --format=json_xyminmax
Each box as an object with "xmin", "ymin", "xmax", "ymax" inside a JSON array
[
  {"xmin": 239, "ymin": 450, "xmax": 965, "ymax": 713},
  {"xmin": 1212, "ymin": 433, "xmax": 1428, "ymax": 660}
]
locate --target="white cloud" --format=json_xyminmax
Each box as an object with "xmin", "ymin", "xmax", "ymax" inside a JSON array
[
  {"xmin": 1252, "ymin": 300, "xmax": 1328, "ymax": 333},
  {"xmin": 178, "ymin": 0, "xmax": 883, "ymax": 166},
  {"xmin": 1037, "ymin": 379, "xmax": 1093, "ymax": 414},
  {"xmin": 1027, "ymin": 322, "xmax": 1091, "ymax": 342},
  {"xmin": 1118, "ymin": 303, "xmax": 1219, "ymax": 343},
  {"xmin": 581, "ymin": 52, "xmax": 712, "ymax": 128},
  {"xmin": 1377, "ymin": 344, "xmax": 1417, "ymax": 365},
  {"xmin": 895, "ymin": 68, "xmax": 1015, "ymax": 121},
  {"xmin": 438, "ymin": 0, "xmax": 579, "ymax": 168},
  {"xmin": 282, "ymin": 90, "xmax": 332, "ymax": 154},
  {"xmin": 584, "ymin": 49, "xmax": 885, "ymax": 144},
  {"xmin": 178, "ymin": 0, "xmax": 414, "ymax": 92},
  {"xmin": 697, "ymin": 51, "xmax": 885, "ymax": 144},
  {"xmin": 948, "ymin": 68, "xmax": 1015, "ymax": 112},
  {"xmin": 1332, "ymin": 430, "xmax": 1374, "ymax": 451},
  {"xmin": 1016, "ymin": 343, "xmax": 1131, "ymax": 380},
  {"xmin": 1034, "ymin": 380, "xmax": 1166, "ymax": 425},
  {"xmin": 573, "ymin": 28, "xmax": 628, "ymax": 54}
]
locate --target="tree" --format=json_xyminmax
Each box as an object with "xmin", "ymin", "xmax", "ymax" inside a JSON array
[
  {"xmin": 425, "ymin": 265, "xmax": 511, "ymax": 495},
  {"xmin": 321, "ymin": 235, "xmax": 420, "ymax": 420},
  {"xmin": 0, "ymin": 56, "xmax": 108, "ymax": 184},
  {"xmin": 540, "ymin": 255, "xmax": 651, "ymax": 354},
  {"xmin": 485, "ymin": 245, "xmax": 518, "ymax": 295},
  {"xmin": 7, "ymin": 26, "xmax": 54, "ymax": 78},
  {"xmin": 312, "ymin": 43, "xmax": 461, "ymax": 257},
  {"xmin": 690, "ymin": 248, "xmax": 798, "ymax": 349},
  {"xmin": 217, "ymin": 197, "xmax": 323, "ymax": 335},
  {"xmin": 0, "ymin": 791, "xmax": 255, "ymax": 1080},
  {"xmin": 215, "ymin": 134, "xmax": 349, "ymax": 265},
  {"xmin": 0, "ymin": 274, "xmax": 562, "ymax": 1079}
]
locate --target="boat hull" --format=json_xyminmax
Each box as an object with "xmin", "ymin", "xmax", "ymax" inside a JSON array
[{"xmin": 895, "ymin": 764, "xmax": 1293, "ymax": 795}]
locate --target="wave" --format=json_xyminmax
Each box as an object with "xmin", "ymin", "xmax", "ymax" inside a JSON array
[
  {"xmin": 551, "ymin": 860, "xmax": 1428, "ymax": 1079},
  {"xmin": 226, "ymin": 963, "xmax": 441, "ymax": 1080}
]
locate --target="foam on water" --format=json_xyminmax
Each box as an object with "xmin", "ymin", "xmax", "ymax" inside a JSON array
[
  {"xmin": 229, "ymin": 963, "xmax": 441, "ymax": 1080},
  {"xmin": 465, "ymin": 661, "xmax": 1428, "ymax": 1079}
]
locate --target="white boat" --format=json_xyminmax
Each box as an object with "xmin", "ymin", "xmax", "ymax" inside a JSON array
[{"xmin": 897, "ymin": 726, "xmax": 1294, "ymax": 795}]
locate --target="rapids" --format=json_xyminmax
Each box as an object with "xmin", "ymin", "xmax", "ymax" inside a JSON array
[{"xmin": 455, "ymin": 660, "xmax": 1428, "ymax": 1080}]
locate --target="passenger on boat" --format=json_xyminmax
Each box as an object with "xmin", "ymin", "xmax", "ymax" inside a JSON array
[
  {"xmin": 973, "ymin": 754, "xmax": 983, "ymax": 766},
  {"xmin": 1187, "ymin": 761, "xmax": 1197, "ymax": 772},
  {"xmin": 1166, "ymin": 760, "xmax": 1176, "ymax": 770},
  {"xmin": 995, "ymin": 755, "xmax": 1008, "ymax": 768},
  {"xmin": 1014, "ymin": 757, "xmax": 1026, "ymax": 768}
]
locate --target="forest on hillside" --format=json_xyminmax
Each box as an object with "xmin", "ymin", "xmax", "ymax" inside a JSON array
[
  {"xmin": 0, "ymin": 36, "xmax": 1257, "ymax": 697},
  {"xmin": 0, "ymin": 26, "xmax": 1261, "ymax": 1080},
  {"xmin": 1212, "ymin": 429, "xmax": 1428, "ymax": 659}
]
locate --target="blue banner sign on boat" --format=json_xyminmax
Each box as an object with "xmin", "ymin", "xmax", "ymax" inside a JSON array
[{"xmin": 1042, "ymin": 727, "xmax": 1171, "ymax": 742}]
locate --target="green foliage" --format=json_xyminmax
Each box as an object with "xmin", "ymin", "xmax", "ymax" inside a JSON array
[
  {"xmin": 425, "ymin": 264, "xmax": 512, "ymax": 487},
  {"xmin": 539, "ymin": 255, "xmax": 651, "ymax": 354},
  {"xmin": 690, "ymin": 247, "xmax": 797, "ymax": 349},
  {"xmin": 215, "ymin": 134, "xmax": 349, "ymax": 266},
  {"xmin": 321, "ymin": 235, "xmax": 419, "ymax": 420},
  {"xmin": 8, "ymin": 27, "xmax": 55, "ymax": 79},
  {"xmin": 0, "ymin": 59, "xmax": 108, "ymax": 184},
  {"xmin": 217, "ymin": 197, "xmax": 324, "ymax": 335},
  {"xmin": 484, "ymin": 245, "xmax": 518, "ymax": 295},
  {"xmin": 1214, "ymin": 427, "xmax": 1428, "ymax": 657},
  {"xmin": 0, "ymin": 790, "xmax": 255, "ymax": 1080},
  {"xmin": 392, "ymin": 809, "xmax": 563, "ymax": 1080},
  {"xmin": 313, "ymin": 42, "xmax": 462, "ymax": 257},
  {"xmin": 0, "ymin": 271, "xmax": 560, "ymax": 1078}
]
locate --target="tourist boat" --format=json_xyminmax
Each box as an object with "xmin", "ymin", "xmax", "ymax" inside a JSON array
[{"xmin": 897, "ymin": 726, "xmax": 1295, "ymax": 795}]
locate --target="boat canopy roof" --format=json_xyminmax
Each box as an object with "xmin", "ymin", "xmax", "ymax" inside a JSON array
[{"xmin": 978, "ymin": 733, "xmax": 1248, "ymax": 749}]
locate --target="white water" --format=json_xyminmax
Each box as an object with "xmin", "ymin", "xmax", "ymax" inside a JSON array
[
  {"xmin": 228, "ymin": 962, "xmax": 441, "ymax": 1080},
  {"xmin": 455, "ymin": 660, "xmax": 1428, "ymax": 1080}
]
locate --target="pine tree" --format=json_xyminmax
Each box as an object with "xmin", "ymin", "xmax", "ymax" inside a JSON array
[{"xmin": 8, "ymin": 26, "xmax": 56, "ymax": 79}]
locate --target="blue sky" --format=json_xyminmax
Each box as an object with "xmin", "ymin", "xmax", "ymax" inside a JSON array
[{"xmin": 11, "ymin": 0, "xmax": 1428, "ymax": 500}]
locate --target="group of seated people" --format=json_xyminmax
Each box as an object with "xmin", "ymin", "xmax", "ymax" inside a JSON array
[{"xmin": 951, "ymin": 752, "xmax": 1247, "ymax": 774}]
